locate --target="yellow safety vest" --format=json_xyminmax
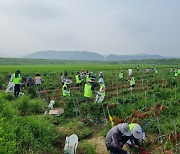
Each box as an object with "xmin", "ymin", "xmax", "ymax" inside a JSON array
[
  {"xmin": 62, "ymin": 84, "xmax": 70, "ymax": 96},
  {"xmin": 99, "ymin": 84, "xmax": 105, "ymax": 96},
  {"xmin": 130, "ymin": 77, "xmax": 135, "ymax": 86},
  {"xmin": 84, "ymin": 83, "xmax": 92, "ymax": 98},
  {"xmin": 129, "ymin": 123, "xmax": 140, "ymax": 133},
  {"xmin": 174, "ymin": 72, "xmax": 178, "ymax": 77},
  {"xmin": 86, "ymin": 74, "xmax": 90, "ymax": 82},
  {"xmin": 155, "ymin": 70, "xmax": 158, "ymax": 74},
  {"xmin": 76, "ymin": 75, "xmax": 81, "ymax": 84},
  {"xmin": 13, "ymin": 73, "xmax": 21, "ymax": 84},
  {"xmin": 119, "ymin": 72, "xmax": 123, "ymax": 79}
]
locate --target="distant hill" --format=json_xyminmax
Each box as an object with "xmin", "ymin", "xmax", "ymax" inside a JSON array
[
  {"xmin": 23, "ymin": 50, "xmax": 171, "ymax": 61},
  {"xmin": 24, "ymin": 50, "xmax": 104, "ymax": 61},
  {"xmin": 106, "ymin": 54, "xmax": 166, "ymax": 61}
]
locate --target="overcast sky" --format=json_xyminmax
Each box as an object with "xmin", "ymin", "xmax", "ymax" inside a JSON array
[{"xmin": 0, "ymin": 0, "xmax": 180, "ymax": 57}]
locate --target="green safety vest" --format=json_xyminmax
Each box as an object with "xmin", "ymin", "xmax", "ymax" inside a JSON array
[
  {"xmin": 62, "ymin": 84, "xmax": 70, "ymax": 96},
  {"xmin": 130, "ymin": 77, "xmax": 135, "ymax": 86},
  {"xmin": 76, "ymin": 75, "xmax": 81, "ymax": 84},
  {"xmin": 155, "ymin": 70, "xmax": 158, "ymax": 74},
  {"xmin": 86, "ymin": 74, "xmax": 90, "ymax": 82},
  {"xmin": 99, "ymin": 84, "xmax": 105, "ymax": 96},
  {"xmin": 119, "ymin": 72, "xmax": 123, "ymax": 79},
  {"xmin": 84, "ymin": 83, "xmax": 92, "ymax": 98},
  {"xmin": 178, "ymin": 69, "xmax": 180, "ymax": 75},
  {"xmin": 129, "ymin": 123, "xmax": 140, "ymax": 133},
  {"xmin": 13, "ymin": 73, "xmax": 21, "ymax": 84},
  {"xmin": 174, "ymin": 72, "xmax": 178, "ymax": 77}
]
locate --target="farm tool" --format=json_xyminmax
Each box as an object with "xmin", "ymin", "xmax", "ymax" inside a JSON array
[{"xmin": 107, "ymin": 105, "xmax": 114, "ymax": 127}]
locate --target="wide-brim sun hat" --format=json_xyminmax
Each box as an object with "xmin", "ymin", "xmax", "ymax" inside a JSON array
[
  {"xmin": 117, "ymin": 123, "xmax": 132, "ymax": 136},
  {"xmin": 65, "ymin": 79, "xmax": 72, "ymax": 85},
  {"xmin": 133, "ymin": 124, "xmax": 143, "ymax": 139}
]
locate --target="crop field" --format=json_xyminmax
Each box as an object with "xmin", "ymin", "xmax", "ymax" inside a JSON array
[{"xmin": 0, "ymin": 61, "xmax": 179, "ymax": 154}]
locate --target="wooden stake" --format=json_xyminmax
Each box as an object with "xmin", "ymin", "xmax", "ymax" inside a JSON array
[
  {"xmin": 173, "ymin": 120, "xmax": 178, "ymax": 152},
  {"xmin": 156, "ymin": 116, "xmax": 165, "ymax": 153}
]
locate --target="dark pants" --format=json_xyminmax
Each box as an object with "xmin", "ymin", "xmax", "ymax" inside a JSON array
[
  {"xmin": 106, "ymin": 136, "xmax": 130, "ymax": 154},
  {"xmin": 85, "ymin": 97, "xmax": 91, "ymax": 103},
  {"xmin": 109, "ymin": 147, "xmax": 127, "ymax": 154},
  {"xmin": 14, "ymin": 84, "xmax": 20, "ymax": 97}
]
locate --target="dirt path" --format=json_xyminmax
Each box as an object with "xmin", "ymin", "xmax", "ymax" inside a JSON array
[
  {"xmin": 86, "ymin": 134, "xmax": 163, "ymax": 154},
  {"xmin": 87, "ymin": 136, "xmax": 109, "ymax": 154}
]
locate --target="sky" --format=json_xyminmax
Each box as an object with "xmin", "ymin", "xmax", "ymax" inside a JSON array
[{"xmin": 0, "ymin": 0, "xmax": 180, "ymax": 57}]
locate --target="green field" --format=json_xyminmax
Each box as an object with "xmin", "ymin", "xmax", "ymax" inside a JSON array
[{"xmin": 0, "ymin": 59, "xmax": 179, "ymax": 154}]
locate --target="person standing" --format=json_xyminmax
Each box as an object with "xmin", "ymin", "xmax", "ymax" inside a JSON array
[
  {"xmin": 62, "ymin": 80, "xmax": 71, "ymax": 97},
  {"xmin": 174, "ymin": 70, "xmax": 178, "ymax": 77},
  {"xmin": 130, "ymin": 75, "xmax": 135, "ymax": 91},
  {"xmin": 84, "ymin": 79, "xmax": 94, "ymax": 103},
  {"xmin": 35, "ymin": 74, "xmax": 42, "ymax": 85},
  {"xmin": 95, "ymin": 78, "xmax": 105, "ymax": 103},
  {"xmin": 99, "ymin": 72, "xmax": 105, "ymax": 81},
  {"xmin": 10, "ymin": 70, "xmax": 21, "ymax": 97},
  {"xmin": 105, "ymin": 123, "xmax": 132, "ymax": 154},
  {"xmin": 119, "ymin": 71, "xmax": 124, "ymax": 79},
  {"xmin": 86, "ymin": 72, "xmax": 90, "ymax": 83},
  {"xmin": 75, "ymin": 71, "xmax": 82, "ymax": 86}
]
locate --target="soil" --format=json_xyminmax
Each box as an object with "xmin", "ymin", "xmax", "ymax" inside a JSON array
[
  {"xmin": 86, "ymin": 133, "xmax": 164, "ymax": 154},
  {"xmin": 87, "ymin": 136, "xmax": 109, "ymax": 154}
]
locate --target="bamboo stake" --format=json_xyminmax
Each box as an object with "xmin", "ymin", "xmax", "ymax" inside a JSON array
[
  {"xmin": 173, "ymin": 120, "xmax": 178, "ymax": 152},
  {"xmin": 116, "ymin": 74, "xmax": 118, "ymax": 103},
  {"xmin": 101, "ymin": 104, "xmax": 107, "ymax": 124},
  {"xmin": 175, "ymin": 85, "xmax": 176, "ymax": 99},
  {"xmin": 156, "ymin": 116, "xmax": 165, "ymax": 153},
  {"xmin": 144, "ymin": 90, "xmax": 147, "ymax": 107}
]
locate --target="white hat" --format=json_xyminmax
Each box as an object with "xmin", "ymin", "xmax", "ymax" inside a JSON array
[
  {"xmin": 117, "ymin": 123, "xmax": 132, "ymax": 136},
  {"xmin": 64, "ymin": 79, "xmax": 72, "ymax": 85},
  {"xmin": 132, "ymin": 124, "xmax": 143, "ymax": 139}
]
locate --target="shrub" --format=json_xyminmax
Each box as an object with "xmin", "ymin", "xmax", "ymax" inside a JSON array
[
  {"xmin": 15, "ymin": 115, "xmax": 59, "ymax": 153},
  {"xmin": 27, "ymin": 87, "xmax": 37, "ymax": 98},
  {"xmin": 3, "ymin": 93, "xmax": 14, "ymax": 101},
  {"xmin": 15, "ymin": 95, "xmax": 46, "ymax": 115},
  {"xmin": 78, "ymin": 140, "xmax": 96, "ymax": 154},
  {"xmin": 167, "ymin": 78, "xmax": 177, "ymax": 88}
]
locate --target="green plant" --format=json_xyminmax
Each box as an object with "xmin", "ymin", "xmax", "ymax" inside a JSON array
[{"xmin": 78, "ymin": 140, "xmax": 96, "ymax": 154}]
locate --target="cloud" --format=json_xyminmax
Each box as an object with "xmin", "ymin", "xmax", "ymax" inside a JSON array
[{"xmin": 0, "ymin": 0, "xmax": 180, "ymax": 57}]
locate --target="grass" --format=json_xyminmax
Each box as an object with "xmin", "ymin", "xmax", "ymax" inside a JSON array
[{"xmin": 0, "ymin": 59, "xmax": 179, "ymax": 153}]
